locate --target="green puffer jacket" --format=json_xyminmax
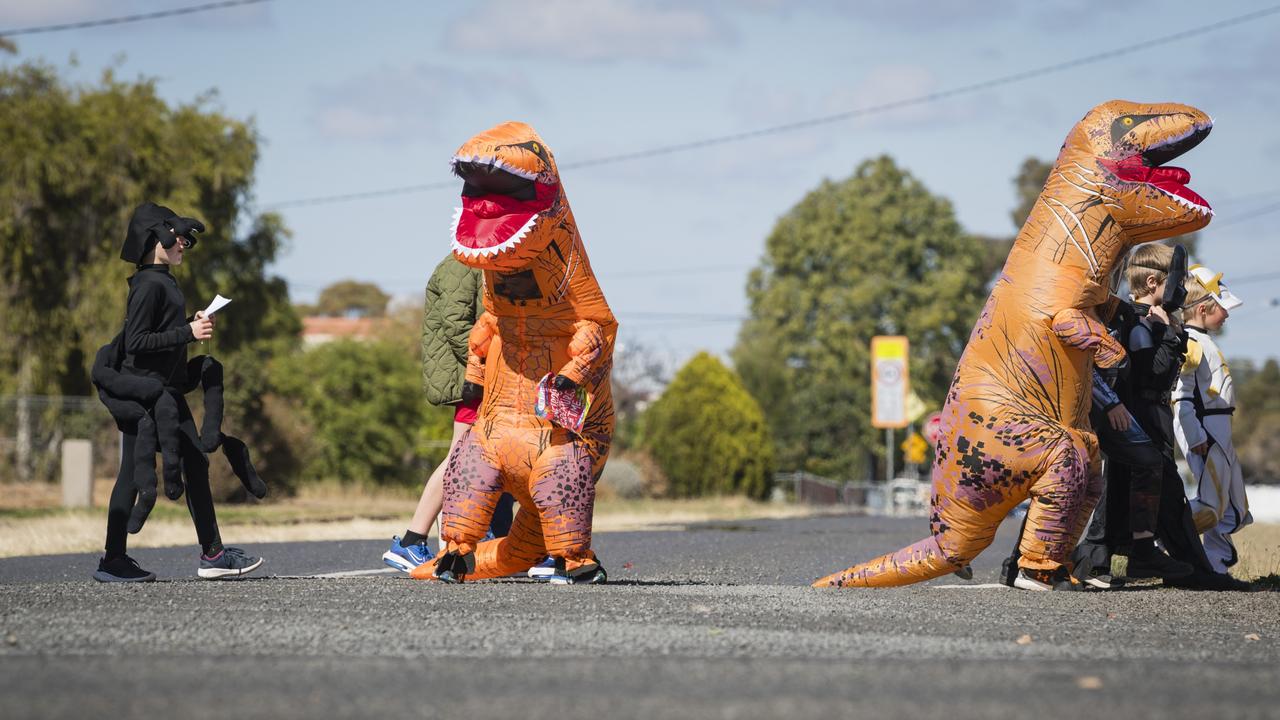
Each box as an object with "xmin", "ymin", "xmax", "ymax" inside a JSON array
[{"xmin": 421, "ymin": 255, "xmax": 484, "ymax": 406}]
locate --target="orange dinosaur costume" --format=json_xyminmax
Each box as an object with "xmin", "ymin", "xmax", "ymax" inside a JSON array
[
  {"xmin": 815, "ymin": 100, "xmax": 1213, "ymax": 589},
  {"xmin": 412, "ymin": 121, "xmax": 616, "ymax": 584}
]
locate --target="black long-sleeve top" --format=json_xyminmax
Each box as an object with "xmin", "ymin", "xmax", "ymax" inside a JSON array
[
  {"xmin": 1125, "ymin": 313, "xmax": 1187, "ymax": 450},
  {"xmin": 121, "ymin": 265, "xmax": 194, "ymax": 387}
]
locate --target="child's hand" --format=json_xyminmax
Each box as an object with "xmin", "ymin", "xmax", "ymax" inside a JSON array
[
  {"xmin": 1106, "ymin": 405, "xmax": 1130, "ymax": 432},
  {"xmin": 1149, "ymin": 305, "xmax": 1171, "ymax": 326},
  {"xmin": 189, "ymin": 314, "xmax": 214, "ymax": 341},
  {"xmin": 1190, "ymin": 441, "xmax": 1209, "ymax": 456}
]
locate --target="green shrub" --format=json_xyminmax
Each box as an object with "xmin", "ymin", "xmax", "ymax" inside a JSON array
[
  {"xmin": 639, "ymin": 352, "xmax": 774, "ymax": 499},
  {"xmin": 272, "ymin": 339, "xmax": 429, "ymax": 485}
]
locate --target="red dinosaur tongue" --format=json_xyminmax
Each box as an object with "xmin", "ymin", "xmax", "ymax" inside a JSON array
[
  {"xmin": 455, "ymin": 183, "xmax": 558, "ymax": 250},
  {"xmin": 1101, "ymin": 157, "xmax": 1209, "ymax": 210}
]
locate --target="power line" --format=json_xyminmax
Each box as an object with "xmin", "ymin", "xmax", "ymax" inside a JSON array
[
  {"xmin": 264, "ymin": 4, "xmax": 1280, "ymax": 210},
  {"xmin": 1211, "ymin": 199, "xmax": 1280, "ymax": 230},
  {"xmin": 1232, "ymin": 271, "xmax": 1280, "ymax": 286},
  {"xmin": 0, "ymin": 0, "xmax": 273, "ymax": 38}
]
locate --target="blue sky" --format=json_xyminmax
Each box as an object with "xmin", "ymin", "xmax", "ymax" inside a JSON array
[{"xmin": 4, "ymin": 0, "xmax": 1278, "ymax": 366}]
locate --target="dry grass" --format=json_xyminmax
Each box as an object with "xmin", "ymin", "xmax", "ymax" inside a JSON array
[
  {"xmin": 1234, "ymin": 522, "xmax": 1280, "ymax": 581},
  {"xmin": 0, "ymin": 481, "xmax": 838, "ymax": 558}
]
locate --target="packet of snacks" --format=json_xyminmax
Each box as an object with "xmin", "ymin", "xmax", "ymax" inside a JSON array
[{"xmin": 534, "ymin": 373, "xmax": 592, "ymax": 433}]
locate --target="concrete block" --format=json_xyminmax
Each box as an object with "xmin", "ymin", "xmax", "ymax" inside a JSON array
[{"xmin": 61, "ymin": 439, "xmax": 93, "ymax": 508}]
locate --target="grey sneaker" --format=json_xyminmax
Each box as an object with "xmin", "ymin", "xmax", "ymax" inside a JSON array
[{"xmin": 198, "ymin": 547, "xmax": 263, "ymax": 579}]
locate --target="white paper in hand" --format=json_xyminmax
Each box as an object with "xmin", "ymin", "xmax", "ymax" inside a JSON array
[{"xmin": 203, "ymin": 294, "xmax": 232, "ymax": 317}]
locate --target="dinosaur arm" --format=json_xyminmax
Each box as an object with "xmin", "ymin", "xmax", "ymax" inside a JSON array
[
  {"xmin": 1051, "ymin": 308, "xmax": 1126, "ymax": 368},
  {"xmin": 465, "ymin": 312, "xmax": 497, "ymax": 386},
  {"xmin": 556, "ymin": 320, "xmax": 607, "ymax": 386}
]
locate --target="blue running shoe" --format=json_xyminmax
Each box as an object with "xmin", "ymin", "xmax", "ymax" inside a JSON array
[
  {"xmin": 382, "ymin": 536, "xmax": 432, "ymax": 573},
  {"xmin": 527, "ymin": 556, "xmax": 556, "ymax": 580},
  {"xmin": 198, "ymin": 547, "xmax": 263, "ymax": 580}
]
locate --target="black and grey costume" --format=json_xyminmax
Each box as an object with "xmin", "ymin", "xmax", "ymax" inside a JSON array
[{"xmin": 95, "ymin": 203, "xmax": 265, "ymax": 560}]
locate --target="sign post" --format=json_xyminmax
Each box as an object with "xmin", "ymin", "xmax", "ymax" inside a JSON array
[{"xmin": 871, "ymin": 336, "xmax": 909, "ymax": 483}]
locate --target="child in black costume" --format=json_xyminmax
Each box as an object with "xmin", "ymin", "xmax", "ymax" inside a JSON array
[
  {"xmin": 1070, "ymin": 243, "xmax": 1251, "ymax": 590},
  {"xmin": 94, "ymin": 202, "xmax": 265, "ymax": 582}
]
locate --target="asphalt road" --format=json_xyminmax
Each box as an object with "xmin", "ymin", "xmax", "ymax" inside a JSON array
[{"xmin": 2, "ymin": 514, "xmax": 1278, "ymax": 719}]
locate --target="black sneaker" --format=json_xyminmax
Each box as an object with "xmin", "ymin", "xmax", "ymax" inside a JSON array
[
  {"xmin": 93, "ymin": 554, "xmax": 156, "ymax": 583},
  {"xmin": 197, "ymin": 547, "xmax": 263, "ymax": 579},
  {"xmin": 1165, "ymin": 571, "xmax": 1257, "ymax": 592},
  {"xmin": 547, "ymin": 556, "xmax": 608, "ymax": 585},
  {"xmin": 1126, "ymin": 548, "xmax": 1194, "ymax": 580}
]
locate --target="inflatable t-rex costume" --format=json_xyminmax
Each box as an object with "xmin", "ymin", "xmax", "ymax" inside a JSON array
[
  {"xmin": 412, "ymin": 121, "xmax": 616, "ymax": 584},
  {"xmin": 815, "ymin": 100, "xmax": 1213, "ymax": 589}
]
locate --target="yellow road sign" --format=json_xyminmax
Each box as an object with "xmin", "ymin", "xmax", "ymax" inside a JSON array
[
  {"xmin": 901, "ymin": 432, "xmax": 929, "ymax": 465},
  {"xmin": 871, "ymin": 335, "xmax": 909, "ymax": 429}
]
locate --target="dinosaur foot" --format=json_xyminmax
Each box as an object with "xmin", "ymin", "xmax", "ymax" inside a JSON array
[{"xmin": 433, "ymin": 550, "xmax": 476, "ymax": 584}]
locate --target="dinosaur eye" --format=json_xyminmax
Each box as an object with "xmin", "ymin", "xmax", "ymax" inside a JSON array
[
  {"xmin": 1122, "ymin": 117, "xmax": 1134, "ymax": 126},
  {"xmin": 531, "ymin": 143, "xmax": 541, "ymax": 154}
]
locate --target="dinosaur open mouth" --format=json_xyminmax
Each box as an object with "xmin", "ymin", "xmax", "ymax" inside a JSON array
[
  {"xmin": 1099, "ymin": 123, "xmax": 1212, "ymax": 213},
  {"xmin": 450, "ymin": 158, "xmax": 557, "ymax": 259}
]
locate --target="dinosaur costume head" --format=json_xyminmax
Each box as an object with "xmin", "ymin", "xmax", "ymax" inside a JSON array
[
  {"xmin": 450, "ymin": 121, "xmax": 567, "ymax": 274},
  {"xmin": 1055, "ymin": 100, "xmax": 1212, "ymax": 250}
]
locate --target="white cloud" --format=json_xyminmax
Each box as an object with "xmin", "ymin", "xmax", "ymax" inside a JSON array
[
  {"xmin": 444, "ymin": 0, "xmax": 733, "ymax": 63},
  {"xmin": 310, "ymin": 64, "xmax": 538, "ymax": 143}
]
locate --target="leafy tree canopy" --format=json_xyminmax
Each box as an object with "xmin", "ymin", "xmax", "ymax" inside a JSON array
[{"xmin": 732, "ymin": 155, "xmax": 989, "ymax": 477}]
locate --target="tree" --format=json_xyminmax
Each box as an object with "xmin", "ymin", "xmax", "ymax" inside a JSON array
[
  {"xmin": 610, "ymin": 340, "xmax": 672, "ymax": 450},
  {"xmin": 0, "ymin": 59, "xmax": 298, "ymax": 480},
  {"xmin": 315, "ymin": 280, "xmax": 390, "ymax": 318},
  {"xmin": 273, "ymin": 339, "xmax": 432, "ymax": 485},
  {"xmin": 1234, "ymin": 358, "xmax": 1280, "ymax": 483},
  {"xmin": 732, "ymin": 156, "xmax": 988, "ymax": 478},
  {"xmin": 639, "ymin": 352, "xmax": 773, "ymax": 499},
  {"xmin": 1010, "ymin": 156, "xmax": 1053, "ymax": 230}
]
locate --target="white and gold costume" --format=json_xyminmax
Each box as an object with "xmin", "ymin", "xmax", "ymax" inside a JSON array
[{"xmin": 1172, "ymin": 267, "xmax": 1248, "ymax": 573}]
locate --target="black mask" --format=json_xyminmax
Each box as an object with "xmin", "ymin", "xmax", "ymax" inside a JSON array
[{"xmin": 1161, "ymin": 244, "xmax": 1188, "ymax": 312}]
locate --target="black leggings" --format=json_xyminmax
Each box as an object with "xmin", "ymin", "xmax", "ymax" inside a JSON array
[{"xmin": 104, "ymin": 423, "xmax": 221, "ymax": 557}]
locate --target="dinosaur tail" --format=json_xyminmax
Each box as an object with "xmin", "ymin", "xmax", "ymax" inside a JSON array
[{"xmin": 813, "ymin": 534, "xmax": 963, "ymax": 588}]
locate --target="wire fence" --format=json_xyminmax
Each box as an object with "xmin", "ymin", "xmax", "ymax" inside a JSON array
[
  {"xmin": 0, "ymin": 396, "xmax": 120, "ymax": 484},
  {"xmin": 776, "ymin": 471, "xmax": 931, "ymax": 517}
]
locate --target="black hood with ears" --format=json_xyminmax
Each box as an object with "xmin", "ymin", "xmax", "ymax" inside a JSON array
[{"xmin": 120, "ymin": 202, "xmax": 206, "ymax": 264}]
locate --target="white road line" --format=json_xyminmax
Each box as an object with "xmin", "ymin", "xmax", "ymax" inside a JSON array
[
  {"xmin": 268, "ymin": 568, "xmax": 403, "ymax": 579},
  {"xmin": 931, "ymin": 583, "xmax": 1009, "ymax": 589}
]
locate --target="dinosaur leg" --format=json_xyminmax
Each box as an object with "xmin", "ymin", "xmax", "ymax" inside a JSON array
[
  {"xmin": 528, "ymin": 440, "xmax": 597, "ymax": 565},
  {"xmin": 434, "ymin": 430, "xmax": 504, "ymax": 580},
  {"xmin": 1018, "ymin": 429, "xmax": 1102, "ymax": 572},
  {"xmin": 413, "ymin": 498, "xmax": 548, "ymax": 581}
]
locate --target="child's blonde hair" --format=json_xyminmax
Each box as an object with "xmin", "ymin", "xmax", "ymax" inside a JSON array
[
  {"xmin": 1125, "ymin": 243, "xmax": 1175, "ymax": 299},
  {"xmin": 1183, "ymin": 275, "xmax": 1219, "ymax": 322}
]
